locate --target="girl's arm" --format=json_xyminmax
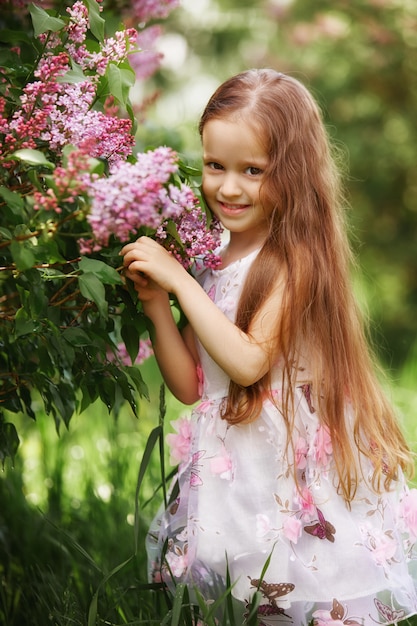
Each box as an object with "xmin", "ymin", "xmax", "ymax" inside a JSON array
[
  {"xmin": 122, "ymin": 237, "xmax": 282, "ymax": 388},
  {"xmin": 124, "ymin": 267, "xmax": 200, "ymax": 404}
]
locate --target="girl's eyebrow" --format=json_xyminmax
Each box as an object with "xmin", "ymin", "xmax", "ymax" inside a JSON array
[{"xmin": 203, "ymin": 153, "xmax": 268, "ymax": 167}]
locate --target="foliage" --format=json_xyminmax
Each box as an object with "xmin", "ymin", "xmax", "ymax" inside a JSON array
[{"xmin": 0, "ymin": 0, "xmax": 221, "ymax": 464}]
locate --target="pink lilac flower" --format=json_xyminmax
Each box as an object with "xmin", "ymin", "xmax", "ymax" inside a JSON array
[
  {"xmin": 66, "ymin": 1, "xmax": 89, "ymax": 44},
  {"xmin": 33, "ymin": 147, "xmax": 92, "ymax": 213},
  {"xmin": 86, "ymin": 147, "xmax": 180, "ymax": 245},
  {"xmin": 38, "ymin": 80, "xmax": 134, "ymax": 165},
  {"xmin": 132, "ymin": 0, "xmax": 180, "ymax": 22},
  {"xmin": 80, "ymin": 29, "xmax": 137, "ymax": 76},
  {"xmin": 3, "ymin": 36, "xmax": 135, "ymax": 167},
  {"xmin": 64, "ymin": 2, "xmax": 137, "ymax": 76},
  {"xmin": 156, "ymin": 202, "xmax": 222, "ymax": 270},
  {"xmin": 129, "ymin": 26, "xmax": 164, "ymax": 80},
  {"xmin": 86, "ymin": 146, "xmax": 222, "ymax": 269},
  {"xmin": 166, "ymin": 416, "xmax": 194, "ymax": 466}
]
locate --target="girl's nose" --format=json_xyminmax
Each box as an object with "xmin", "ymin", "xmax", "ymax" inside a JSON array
[{"xmin": 219, "ymin": 172, "xmax": 241, "ymax": 198}]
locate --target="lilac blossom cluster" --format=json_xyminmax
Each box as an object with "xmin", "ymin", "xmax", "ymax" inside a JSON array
[
  {"xmin": 132, "ymin": 0, "xmax": 180, "ymax": 22},
  {"xmin": 129, "ymin": 25, "xmax": 164, "ymax": 80},
  {"xmin": 84, "ymin": 146, "xmax": 223, "ymax": 269},
  {"xmin": 0, "ymin": 1, "xmax": 136, "ymax": 168},
  {"xmin": 155, "ymin": 203, "xmax": 223, "ymax": 270}
]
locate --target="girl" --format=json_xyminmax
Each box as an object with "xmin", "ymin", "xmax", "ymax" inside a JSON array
[{"xmin": 122, "ymin": 69, "xmax": 417, "ymax": 625}]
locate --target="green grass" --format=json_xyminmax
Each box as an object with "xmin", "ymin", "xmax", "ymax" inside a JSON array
[{"xmin": 1, "ymin": 354, "xmax": 417, "ymax": 625}]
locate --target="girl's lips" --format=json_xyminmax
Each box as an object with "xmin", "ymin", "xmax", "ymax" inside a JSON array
[{"xmin": 218, "ymin": 202, "xmax": 250, "ymax": 215}]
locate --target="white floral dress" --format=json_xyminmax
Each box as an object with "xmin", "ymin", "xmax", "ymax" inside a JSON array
[{"xmin": 146, "ymin": 249, "xmax": 417, "ymax": 625}]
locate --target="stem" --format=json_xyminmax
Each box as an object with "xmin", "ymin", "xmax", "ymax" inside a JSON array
[
  {"xmin": 0, "ymin": 257, "xmax": 81, "ymax": 272},
  {"xmin": 48, "ymin": 275, "xmax": 78, "ymax": 303}
]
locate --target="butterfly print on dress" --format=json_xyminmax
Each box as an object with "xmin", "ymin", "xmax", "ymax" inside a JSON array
[
  {"xmin": 298, "ymin": 383, "xmax": 315, "ymax": 413},
  {"xmin": 304, "ymin": 508, "xmax": 336, "ymax": 542},
  {"xmin": 328, "ymin": 598, "xmax": 362, "ymax": 625},
  {"xmin": 372, "ymin": 598, "xmax": 405, "ymax": 624},
  {"xmin": 189, "ymin": 450, "xmax": 206, "ymax": 487},
  {"xmin": 249, "ymin": 578, "xmax": 295, "ymax": 620}
]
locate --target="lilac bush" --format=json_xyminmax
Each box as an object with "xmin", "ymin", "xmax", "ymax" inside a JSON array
[{"xmin": 0, "ymin": 0, "xmax": 221, "ymax": 462}]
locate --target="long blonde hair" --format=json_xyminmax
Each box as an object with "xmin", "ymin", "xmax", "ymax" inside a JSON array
[{"xmin": 199, "ymin": 69, "xmax": 413, "ymax": 501}]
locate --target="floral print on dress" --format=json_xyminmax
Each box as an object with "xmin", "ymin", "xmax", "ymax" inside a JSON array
[
  {"xmin": 165, "ymin": 538, "xmax": 188, "ymax": 578},
  {"xmin": 358, "ymin": 524, "xmax": 398, "ymax": 566},
  {"xmin": 311, "ymin": 424, "xmax": 333, "ymax": 467},
  {"xmin": 166, "ymin": 416, "xmax": 195, "ymax": 466},
  {"xmin": 209, "ymin": 443, "xmax": 234, "ymax": 481},
  {"xmin": 399, "ymin": 487, "xmax": 417, "ymax": 538}
]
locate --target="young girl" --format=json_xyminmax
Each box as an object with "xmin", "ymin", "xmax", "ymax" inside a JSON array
[{"xmin": 122, "ymin": 69, "xmax": 417, "ymax": 625}]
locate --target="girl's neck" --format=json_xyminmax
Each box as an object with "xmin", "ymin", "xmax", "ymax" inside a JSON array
[{"xmin": 220, "ymin": 232, "xmax": 265, "ymax": 268}]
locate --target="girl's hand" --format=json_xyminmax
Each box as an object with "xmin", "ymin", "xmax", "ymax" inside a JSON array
[
  {"xmin": 123, "ymin": 265, "xmax": 165, "ymax": 304},
  {"xmin": 121, "ymin": 236, "xmax": 187, "ymax": 295}
]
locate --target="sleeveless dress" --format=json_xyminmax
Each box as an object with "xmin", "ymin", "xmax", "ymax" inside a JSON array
[{"xmin": 146, "ymin": 249, "xmax": 417, "ymax": 625}]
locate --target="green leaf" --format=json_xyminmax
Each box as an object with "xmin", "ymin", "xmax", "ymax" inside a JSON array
[
  {"xmin": 0, "ymin": 186, "xmax": 24, "ymax": 212},
  {"xmin": 121, "ymin": 324, "xmax": 139, "ymax": 364},
  {"xmin": 42, "ymin": 379, "xmax": 76, "ymax": 429},
  {"xmin": 29, "ymin": 4, "xmax": 65, "ymax": 37},
  {"xmin": 165, "ymin": 220, "xmax": 183, "ymax": 245},
  {"xmin": 79, "ymin": 256, "xmax": 123, "ymax": 285},
  {"xmin": 106, "ymin": 62, "xmax": 135, "ymax": 108},
  {"xmin": 10, "ymin": 240, "xmax": 35, "ymax": 271},
  {"xmin": 179, "ymin": 159, "xmax": 202, "ymax": 177},
  {"xmin": 28, "ymin": 282, "xmax": 48, "ymax": 317},
  {"xmin": 125, "ymin": 366, "xmax": 149, "ymax": 400},
  {"xmin": 133, "ymin": 424, "xmax": 163, "ymax": 553},
  {"xmin": 62, "ymin": 327, "xmax": 93, "ymax": 347},
  {"xmin": 57, "ymin": 63, "xmax": 88, "ymax": 84},
  {"xmin": 111, "ymin": 367, "xmax": 138, "ymax": 414},
  {"xmin": 10, "ymin": 148, "xmax": 54, "ymax": 169},
  {"xmin": 14, "ymin": 307, "xmax": 37, "ymax": 337},
  {"xmin": 0, "ymin": 227, "xmax": 12, "ymax": 240},
  {"xmin": 84, "ymin": 0, "xmax": 105, "ymax": 42},
  {"xmin": 0, "ymin": 420, "xmax": 20, "ymax": 466},
  {"xmin": 97, "ymin": 376, "xmax": 115, "ymax": 411},
  {"xmin": 78, "ymin": 272, "xmax": 108, "ymax": 318},
  {"xmin": 0, "ymin": 29, "xmax": 33, "ymax": 45}
]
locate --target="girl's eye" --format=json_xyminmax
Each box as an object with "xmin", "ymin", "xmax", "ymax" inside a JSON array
[
  {"xmin": 207, "ymin": 162, "xmax": 223, "ymax": 170},
  {"xmin": 245, "ymin": 166, "xmax": 263, "ymax": 176}
]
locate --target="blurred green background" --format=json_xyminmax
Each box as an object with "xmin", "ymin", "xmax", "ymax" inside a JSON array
[{"xmin": 2, "ymin": 0, "xmax": 417, "ymax": 624}]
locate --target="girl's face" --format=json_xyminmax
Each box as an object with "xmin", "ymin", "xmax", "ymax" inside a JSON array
[{"xmin": 201, "ymin": 116, "xmax": 272, "ymax": 243}]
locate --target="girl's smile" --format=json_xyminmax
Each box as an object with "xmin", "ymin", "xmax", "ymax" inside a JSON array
[
  {"xmin": 201, "ymin": 116, "xmax": 272, "ymax": 247},
  {"xmin": 218, "ymin": 202, "xmax": 251, "ymax": 214}
]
